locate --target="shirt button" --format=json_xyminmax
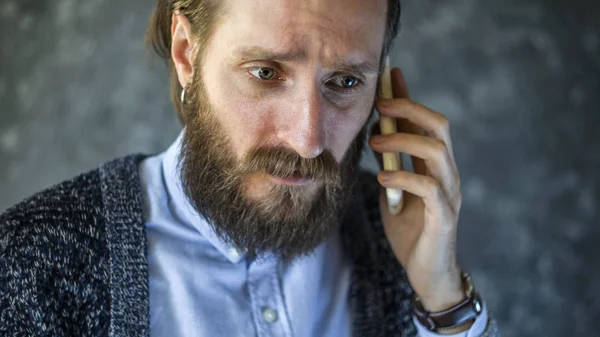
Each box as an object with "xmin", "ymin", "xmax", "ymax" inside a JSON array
[
  {"xmin": 228, "ymin": 247, "xmax": 241, "ymax": 259},
  {"xmin": 262, "ymin": 307, "xmax": 278, "ymax": 323}
]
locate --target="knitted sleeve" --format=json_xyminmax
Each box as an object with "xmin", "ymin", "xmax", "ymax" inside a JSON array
[{"xmin": 0, "ymin": 169, "xmax": 111, "ymax": 337}]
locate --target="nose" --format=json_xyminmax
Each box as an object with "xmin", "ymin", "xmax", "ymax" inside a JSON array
[{"xmin": 279, "ymin": 85, "xmax": 326, "ymax": 159}]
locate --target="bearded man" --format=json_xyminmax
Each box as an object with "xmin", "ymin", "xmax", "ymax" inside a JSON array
[{"xmin": 0, "ymin": 0, "xmax": 498, "ymax": 336}]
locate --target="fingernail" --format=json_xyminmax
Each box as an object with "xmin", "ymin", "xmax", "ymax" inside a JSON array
[
  {"xmin": 370, "ymin": 135, "xmax": 387, "ymax": 144},
  {"xmin": 379, "ymin": 171, "xmax": 393, "ymax": 181},
  {"xmin": 379, "ymin": 98, "xmax": 393, "ymax": 107}
]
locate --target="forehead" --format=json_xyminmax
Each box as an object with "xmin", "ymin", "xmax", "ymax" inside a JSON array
[{"xmin": 217, "ymin": 0, "xmax": 388, "ymax": 67}]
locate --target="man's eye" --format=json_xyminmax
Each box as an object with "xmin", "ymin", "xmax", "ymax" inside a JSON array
[
  {"xmin": 330, "ymin": 75, "xmax": 360, "ymax": 89},
  {"xmin": 248, "ymin": 67, "xmax": 277, "ymax": 80}
]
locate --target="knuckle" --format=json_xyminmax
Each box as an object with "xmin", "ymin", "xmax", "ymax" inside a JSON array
[
  {"xmin": 432, "ymin": 139, "xmax": 447, "ymax": 156},
  {"xmin": 424, "ymin": 178, "xmax": 440, "ymax": 197},
  {"xmin": 436, "ymin": 115, "xmax": 450, "ymax": 132}
]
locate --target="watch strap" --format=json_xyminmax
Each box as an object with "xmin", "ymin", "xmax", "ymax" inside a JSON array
[{"xmin": 413, "ymin": 273, "xmax": 483, "ymax": 331}]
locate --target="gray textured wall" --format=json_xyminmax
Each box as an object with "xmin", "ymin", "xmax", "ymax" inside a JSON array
[{"xmin": 1, "ymin": 0, "xmax": 599, "ymax": 335}]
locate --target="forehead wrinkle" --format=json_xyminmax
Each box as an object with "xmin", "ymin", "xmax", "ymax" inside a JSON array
[
  {"xmin": 227, "ymin": 0, "xmax": 380, "ymax": 76},
  {"xmin": 285, "ymin": 21, "xmax": 381, "ymax": 74},
  {"xmin": 227, "ymin": 32, "xmax": 309, "ymax": 64}
]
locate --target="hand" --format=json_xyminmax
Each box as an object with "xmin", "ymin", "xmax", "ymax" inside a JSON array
[{"xmin": 369, "ymin": 68, "xmax": 466, "ymax": 315}]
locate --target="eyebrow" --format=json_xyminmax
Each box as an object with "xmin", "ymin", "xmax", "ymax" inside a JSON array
[{"xmin": 228, "ymin": 46, "xmax": 380, "ymax": 76}]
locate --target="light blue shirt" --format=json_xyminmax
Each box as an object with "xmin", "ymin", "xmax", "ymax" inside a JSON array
[{"xmin": 139, "ymin": 130, "xmax": 488, "ymax": 337}]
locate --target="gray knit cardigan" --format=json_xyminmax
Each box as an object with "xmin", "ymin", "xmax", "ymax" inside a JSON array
[{"xmin": 0, "ymin": 155, "xmax": 498, "ymax": 336}]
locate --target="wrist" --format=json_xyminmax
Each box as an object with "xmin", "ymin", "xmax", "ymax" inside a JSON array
[{"xmin": 418, "ymin": 273, "xmax": 465, "ymax": 312}]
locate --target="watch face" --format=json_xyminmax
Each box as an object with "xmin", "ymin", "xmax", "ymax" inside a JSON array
[{"xmin": 474, "ymin": 299, "xmax": 482, "ymax": 314}]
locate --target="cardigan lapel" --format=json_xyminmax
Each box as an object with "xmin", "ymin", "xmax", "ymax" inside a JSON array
[
  {"xmin": 340, "ymin": 172, "xmax": 418, "ymax": 337},
  {"xmin": 100, "ymin": 154, "xmax": 151, "ymax": 337},
  {"xmin": 340, "ymin": 189, "xmax": 386, "ymax": 337}
]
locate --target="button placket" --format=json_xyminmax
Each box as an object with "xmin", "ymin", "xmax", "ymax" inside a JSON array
[{"xmin": 248, "ymin": 257, "xmax": 292, "ymax": 336}]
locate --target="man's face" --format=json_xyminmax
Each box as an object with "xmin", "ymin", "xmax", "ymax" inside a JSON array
[{"xmin": 180, "ymin": 0, "xmax": 387, "ymax": 260}]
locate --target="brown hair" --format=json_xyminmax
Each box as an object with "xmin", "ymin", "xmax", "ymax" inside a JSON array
[{"xmin": 146, "ymin": 0, "xmax": 401, "ymax": 123}]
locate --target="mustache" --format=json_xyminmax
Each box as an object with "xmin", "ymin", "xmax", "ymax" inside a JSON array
[{"xmin": 234, "ymin": 146, "xmax": 341, "ymax": 183}]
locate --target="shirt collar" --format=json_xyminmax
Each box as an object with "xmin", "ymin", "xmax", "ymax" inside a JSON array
[{"xmin": 161, "ymin": 128, "xmax": 244, "ymax": 264}]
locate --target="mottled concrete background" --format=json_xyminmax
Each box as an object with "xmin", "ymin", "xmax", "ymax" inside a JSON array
[{"xmin": 1, "ymin": 0, "xmax": 599, "ymax": 335}]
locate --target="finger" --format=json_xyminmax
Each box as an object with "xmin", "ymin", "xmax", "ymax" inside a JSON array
[
  {"xmin": 377, "ymin": 170, "xmax": 456, "ymax": 223},
  {"xmin": 370, "ymin": 133, "xmax": 459, "ymax": 204},
  {"xmin": 370, "ymin": 133, "xmax": 452, "ymax": 175},
  {"xmin": 371, "ymin": 120, "xmax": 408, "ymax": 213},
  {"xmin": 376, "ymin": 99, "xmax": 457, "ymax": 165},
  {"xmin": 395, "ymin": 114, "xmax": 428, "ymax": 176}
]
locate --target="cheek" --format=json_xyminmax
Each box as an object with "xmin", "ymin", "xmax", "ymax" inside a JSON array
[
  {"xmin": 325, "ymin": 104, "xmax": 372, "ymax": 162},
  {"xmin": 207, "ymin": 75, "xmax": 275, "ymax": 159}
]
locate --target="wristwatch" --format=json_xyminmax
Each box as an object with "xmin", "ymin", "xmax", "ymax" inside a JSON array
[{"xmin": 412, "ymin": 273, "xmax": 483, "ymax": 332}]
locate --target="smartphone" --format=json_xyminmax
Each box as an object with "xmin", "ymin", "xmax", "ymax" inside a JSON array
[{"xmin": 378, "ymin": 56, "xmax": 404, "ymax": 215}]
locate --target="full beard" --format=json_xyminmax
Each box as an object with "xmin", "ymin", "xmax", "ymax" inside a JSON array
[{"xmin": 178, "ymin": 71, "xmax": 366, "ymax": 262}]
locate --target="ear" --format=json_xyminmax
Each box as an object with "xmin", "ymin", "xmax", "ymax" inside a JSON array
[{"xmin": 171, "ymin": 11, "xmax": 196, "ymax": 88}]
